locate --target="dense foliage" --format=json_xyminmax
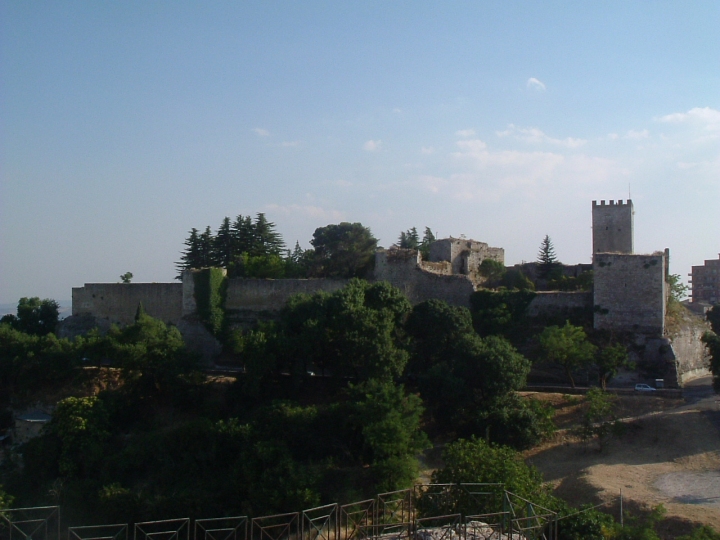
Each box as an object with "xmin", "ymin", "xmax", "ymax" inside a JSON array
[
  {"xmin": 397, "ymin": 226, "xmax": 436, "ymax": 259},
  {"xmin": 1, "ymin": 297, "xmax": 60, "ymax": 336},
  {"xmin": 176, "ymin": 215, "xmax": 378, "ymax": 280},
  {"xmin": 538, "ymin": 322, "xmax": 596, "ymax": 388}
]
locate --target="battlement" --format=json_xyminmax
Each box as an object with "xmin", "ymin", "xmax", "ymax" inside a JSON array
[
  {"xmin": 592, "ymin": 199, "xmax": 632, "ymax": 207},
  {"xmin": 592, "ymin": 198, "xmax": 634, "ymax": 254}
]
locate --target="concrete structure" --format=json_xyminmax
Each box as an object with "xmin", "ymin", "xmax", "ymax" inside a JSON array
[
  {"xmin": 592, "ymin": 199, "xmax": 634, "ymax": 254},
  {"xmin": 593, "ymin": 251, "xmax": 668, "ymax": 335},
  {"xmin": 689, "ymin": 254, "xmax": 720, "ymax": 305},
  {"xmin": 428, "ymin": 238, "xmax": 504, "ymax": 277}
]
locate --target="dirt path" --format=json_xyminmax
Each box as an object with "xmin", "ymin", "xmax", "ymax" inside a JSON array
[{"xmin": 525, "ymin": 378, "xmax": 720, "ymax": 532}]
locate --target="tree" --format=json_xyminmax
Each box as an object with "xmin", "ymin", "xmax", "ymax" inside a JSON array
[
  {"xmin": 176, "ymin": 228, "xmax": 202, "ymax": 278},
  {"xmin": 198, "ymin": 226, "xmax": 215, "ymax": 267},
  {"xmin": 667, "ymin": 273, "xmax": 690, "ymax": 303},
  {"xmin": 47, "ymin": 396, "xmax": 110, "ymax": 477},
  {"xmin": 707, "ymin": 304, "xmax": 720, "ymax": 334},
  {"xmin": 285, "ymin": 242, "xmax": 310, "ymax": 278},
  {"xmin": 278, "ymin": 279, "xmax": 411, "ymax": 383},
  {"xmin": 478, "ymin": 259, "xmax": 506, "ymax": 284},
  {"xmin": 232, "ymin": 214, "xmax": 255, "ymax": 254},
  {"xmin": 420, "ymin": 437, "xmax": 550, "ymax": 516},
  {"xmin": 103, "ymin": 310, "xmax": 197, "ymax": 396},
  {"xmin": 538, "ymin": 322, "xmax": 596, "ymax": 388},
  {"xmin": 405, "ymin": 300, "xmax": 474, "ymax": 373},
  {"xmin": 342, "ymin": 379, "xmax": 429, "ymax": 492},
  {"xmin": 596, "ymin": 343, "xmax": 631, "ymax": 389},
  {"xmin": 214, "ymin": 217, "xmax": 235, "ymax": 267},
  {"xmin": 120, "ymin": 272, "xmax": 133, "ymax": 284},
  {"xmin": 398, "ymin": 227, "xmax": 420, "ymax": 249},
  {"xmin": 1, "ymin": 297, "xmax": 60, "ymax": 336},
  {"xmin": 251, "ymin": 213, "xmax": 285, "ymax": 256},
  {"xmin": 501, "ymin": 269, "xmax": 535, "ymax": 291},
  {"xmin": 310, "ymin": 223, "xmax": 377, "ymax": 278},
  {"xmin": 577, "ymin": 388, "xmax": 624, "ymax": 451},
  {"xmin": 702, "ymin": 331, "xmax": 720, "ymax": 392},
  {"xmin": 419, "ymin": 227, "xmax": 436, "ymax": 260},
  {"xmin": 537, "ymin": 235, "xmax": 560, "ymax": 279}
]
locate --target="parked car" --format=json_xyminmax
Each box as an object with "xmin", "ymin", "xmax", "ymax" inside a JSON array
[{"xmin": 635, "ymin": 383, "xmax": 657, "ymax": 392}]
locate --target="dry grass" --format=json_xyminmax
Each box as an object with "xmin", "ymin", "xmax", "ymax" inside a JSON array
[{"xmin": 524, "ymin": 392, "xmax": 720, "ymax": 533}]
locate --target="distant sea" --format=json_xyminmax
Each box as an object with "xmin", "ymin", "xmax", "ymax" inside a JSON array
[{"xmin": 0, "ymin": 300, "xmax": 72, "ymax": 319}]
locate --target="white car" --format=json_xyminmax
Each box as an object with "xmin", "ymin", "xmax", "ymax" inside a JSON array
[{"xmin": 635, "ymin": 383, "xmax": 657, "ymax": 392}]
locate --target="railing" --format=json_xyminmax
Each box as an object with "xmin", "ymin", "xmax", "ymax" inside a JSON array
[{"xmin": 0, "ymin": 484, "xmax": 558, "ymax": 540}]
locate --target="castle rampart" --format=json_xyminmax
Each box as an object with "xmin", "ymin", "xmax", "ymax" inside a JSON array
[
  {"xmin": 374, "ymin": 248, "xmax": 476, "ymax": 307},
  {"xmin": 428, "ymin": 238, "xmax": 504, "ymax": 276},
  {"xmin": 72, "ymin": 283, "xmax": 183, "ymax": 326},
  {"xmin": 593, "ymin": 251, "xmax": 667, "ymax": 335}
]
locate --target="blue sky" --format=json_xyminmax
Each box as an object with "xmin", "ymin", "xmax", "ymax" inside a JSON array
[{"xmin": 1, "ymin": 1, "xmax": 719, "ymax": 304}]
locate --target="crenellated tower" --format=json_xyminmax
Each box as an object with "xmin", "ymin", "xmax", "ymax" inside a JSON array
[{"xmin": 592, "ymin": 199, "xmax": 634, "ymax": 254}]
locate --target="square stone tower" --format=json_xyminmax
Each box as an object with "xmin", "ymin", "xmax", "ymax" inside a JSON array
[{"xmin": 592, "ymin": 199, "xmax": 633, "ymax": 254}]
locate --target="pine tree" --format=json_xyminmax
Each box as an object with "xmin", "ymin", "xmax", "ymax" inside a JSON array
[
  {"xmin": 398, "ymin": 227, "xmax": 420, "ymax": 249},
  {"xmin": 251, "ymin": 213, "xmax": 285, "ymax": 256},
  {"xmin": 199, "ymin": 226, "xmax": 215, "ymax": 267},
  {"xmin": 537, "ymin": 235, "xmax": 559, "ymax": 278},
  {"xmin": 176, "ymin": 228, "xmax": 202, "ymax": 278},
  {"xmin": 214, "ymin": 217, "xmax": 234, "ymax": 267},
  {"xmin": 419, "ymin": 227, "xmax": 436, "ymax": 260},
  {"xmin": 232, "ymin": 214, "xmax": 255, "ymax": 255}
]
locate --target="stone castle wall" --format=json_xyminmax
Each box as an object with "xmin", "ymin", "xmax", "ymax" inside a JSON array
[
  {"xmin": 428, "ymin": 238, "xmax": 504, "ymax": 275},
  {"xmin": 374, "ymin": 248, "xmax": 476, "ymax": 308},
  {"xmin": 593, "ymin": 252, "xmax": 667, "ymax": 335},
  {"xmin": 225, "ymin": 278, "xmax": 350, "ymax": 312},
  {"xmin": 592, "ymin": 199, "xmax": 634, "ymax": 254},
  {"xmin": 72, "ymin": 283, "xmax": 184, "ymax": 326}
]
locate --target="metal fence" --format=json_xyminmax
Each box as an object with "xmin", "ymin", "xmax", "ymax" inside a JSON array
[{"xmin": 0, "ymin": 484, "xmax": 558, "ymax": 540}]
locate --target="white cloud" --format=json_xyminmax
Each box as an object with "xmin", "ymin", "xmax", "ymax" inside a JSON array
[
  {"xmin": 253, "ymin": 128, "xmax": 270, "ymax": 137},
  {"xmin": 455, "ymin": 129, "xmax": 476, "ymax": 138},
  {"xmin": 658, "ymin": 107, "xmax": 720, "ymax": 129},
  {"xmin": 496, "ymin": 124, "xmax": 586, "ymax": 148},
  {"xmin": 363, "ymin": 140, "xmax": 382, "ymax": 151},
  {"xmin": 421, "ymin": 146, "xmax": 435, "ymax": 154},
  {"xmin": 409, "ymin": 137, "xmax": 622, "ymax": 203},
  {"xmin": 393, "ymin": 108, "xmax": 402, "ymax": 114},
  {"xmin": 624, "ymin": 129, "xmax": 649, "ymax": 140},
  {"xmin": 281, "ymin": 140, "xmax": 301, "ymax": 147},
  {"xmin": 526, "ymin": 77, "xmax": 546, "ymax": 91},
  {"xmin": 606, "ymin": 133, "xmax": 619, "ymax": 140}
]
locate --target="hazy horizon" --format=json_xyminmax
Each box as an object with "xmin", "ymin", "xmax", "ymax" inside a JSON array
[{"xmin": 2, "ymin": 2, "xmax": 718, "ymax": 305}]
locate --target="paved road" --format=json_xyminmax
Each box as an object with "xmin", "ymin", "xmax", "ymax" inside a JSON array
[{"xmin": 683, "ymin": 375, "xmax": 720, "ymax": 434}]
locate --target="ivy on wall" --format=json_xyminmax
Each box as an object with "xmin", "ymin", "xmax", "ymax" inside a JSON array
[{"xmin": 193, "ymin": 268, "xmax": 227, "ymax": 336}]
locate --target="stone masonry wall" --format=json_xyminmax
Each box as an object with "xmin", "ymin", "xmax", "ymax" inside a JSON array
[
  {"xmin": 374, "ymin": 248, "xmax": 476, "ymax": 307},
  {"xmin": 592, "ymin": 199, "xmax": 634, "ymax": 254},
  {"xmin": 225, "ymin": 278, "xmax": 350, "ymax": 313},
  {"xmin": 593, "ymin": 252, "xmax": 666, "ymax": 335},
  {"xmin": 428, "ymin": 238, "xmax": 504, "ymax": 275},
  {"xmin": 72, "ymin": 283, "xmax": 183, "ymax": 326}
]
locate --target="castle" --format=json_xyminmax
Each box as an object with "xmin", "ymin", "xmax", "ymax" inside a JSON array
[{"xmin": 64, "ymin": 199, "xmax": 709, "ymax": 386}]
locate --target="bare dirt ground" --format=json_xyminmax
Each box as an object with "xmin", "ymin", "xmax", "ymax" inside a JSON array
[{"xmin": 523, "ymin": 378, "xmax": 720, "ymax": 535}]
